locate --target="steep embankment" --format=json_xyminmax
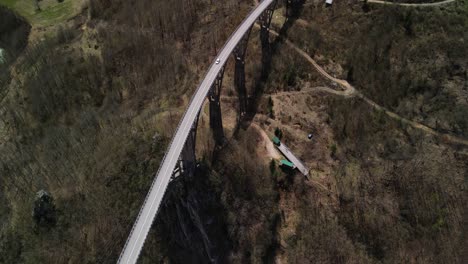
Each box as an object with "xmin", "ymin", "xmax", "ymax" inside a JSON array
[
  {"xmin": 0, "ymin": 7, "xmax": 30, "ymax": 59},
  {"xmin": 289, "ymin": 0, "xmax": 468, "ymax": 138},
  {"xmin": 0, "ymin": 0, "xmax": 260, "ymax": 263},
  {"xmin": 0, "ymin": 6, "xmax": 30, "ymax": 120},
  {"xmin": 267, "ymin": 27, "xmax": 468, "ymax": 148},
  {"xmin": 0, "ymin": 6, "xmax": 30, "ymax": 91},
  {"xmin": 250, "ymin": 1, "xmax": 467, "ymax": 263}
]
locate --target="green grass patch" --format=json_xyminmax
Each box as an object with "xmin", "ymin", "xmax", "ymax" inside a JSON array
[
  {"xmin": 0, "ymin": 0, "xmax": 16, "ymax": 9},
  {"xmin": 0, "ymin": 0, "xmax": 78, "ymax": 27}
]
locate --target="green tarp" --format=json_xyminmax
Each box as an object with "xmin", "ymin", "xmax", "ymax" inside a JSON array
[
  {"xmin": 280, "ymin": 159, "xmax": 295, "ymax": 168},
  {"xmin": 272, "ymin": 136, "xmax": 280, "ymax": 145}
]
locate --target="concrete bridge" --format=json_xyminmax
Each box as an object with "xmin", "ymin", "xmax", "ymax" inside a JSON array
[{"xmin": 118, "ymin": 1, "xmax": 303, "ymax": 263}]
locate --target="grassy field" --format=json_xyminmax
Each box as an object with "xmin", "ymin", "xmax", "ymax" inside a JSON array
[{"xmin": 0, "ymin": 0, "xmax": 80, "ymax": 26}]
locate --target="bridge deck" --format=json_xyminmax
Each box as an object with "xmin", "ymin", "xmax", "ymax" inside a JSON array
[{"xmin": 118, "ymin": 1, "xmax": 276, "ymax": 263}]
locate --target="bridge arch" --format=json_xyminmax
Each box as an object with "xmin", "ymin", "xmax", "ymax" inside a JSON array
[{"xmin": 117, "ymin": 1, "xmax": 305, "ymax": 263}]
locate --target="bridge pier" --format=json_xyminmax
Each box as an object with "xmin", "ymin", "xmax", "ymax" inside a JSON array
[
  {"xmin": 117, "ymin": 2, "xmax": 311, "ymax": 263},
  {"xmin": 208, "ymin": 67, "xmax": 226, "ymax": 147},
  {"xmin": 233, "ymin": 27, "xmax": 252, "ymax": 118},
  {"xmin": 285, "ymin": 0, "xmax": 291, "ymax": 17},
  {"xmin": 259, "ymin": 0, "xmax": 277, "ymax": 79},
  {"xmin": 172, "ymin": 113, "xmax": 199, "ymax": 181}
]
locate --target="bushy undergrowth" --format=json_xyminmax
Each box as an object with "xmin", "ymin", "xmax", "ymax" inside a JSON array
[
  {"xmin": 0, "ymin": 30, "xmax": 166, "ymax": 261},
  {"xmin": 0, "ymin": 0, "xmax": 256, "ymax": 262},
  {"xmin": 299, "ymin": 1, "xmax": 468, "ymax": 137},
  {"xmin": 325, "ymin": 96, "xmax": 466, "ymax": 263}
]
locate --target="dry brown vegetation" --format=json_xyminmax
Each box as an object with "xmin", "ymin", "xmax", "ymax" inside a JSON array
[
  {"xmin": 0, "ymin": 0, "xmax": 257, "ymax": 262},
  {"xmin": 1, "ymin": 0, "xmax": 467, "ymax": 263},
  {"xmin": 0, "ymin": 7, "xmax": 30, "ymax": 101},
  {"xmin": 289, "ymin": 0, "xmax": 468, "ymax": 138},
  {"xmin": 246, "ymin": 1, "xmax": 468, "ymax": 263},
  {"xmin": 0, "ymin": 8, "xmax": 30, "ymax": 58},
  {"xmin": 327, "ymin": 96, "xmax": 466, "ymax": 263}
]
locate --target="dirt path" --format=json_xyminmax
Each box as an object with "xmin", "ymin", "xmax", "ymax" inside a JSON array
[
  {"xmin": 273, "ymin": 85, "xmax": 356, "ymax": 97},
  {"xmin": 250, "ymin": 123, "xmax": 282, "ymax": 159},
  {"xmin": 266, "ymin": 27, "xmax": 468, "ymax": 147},
  {"xmin": 365, "ymin": 0, "xmax": 457, "ymax": 7},
  {"xmin": 266, "ymin": 27, "xmax": 355, "ymax": 93},
  {"xmin": 251, "ymin": 118, "xmax": 339, "ymax": 197}
]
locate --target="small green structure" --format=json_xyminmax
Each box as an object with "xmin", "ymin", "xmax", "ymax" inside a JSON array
[
  {"xmin": 272, "ymin": 136, "xmax": 281, "ymax": 146},
  {"xmin": 280, "ymin": 159, "xmax": 295, "ymax": 169}
]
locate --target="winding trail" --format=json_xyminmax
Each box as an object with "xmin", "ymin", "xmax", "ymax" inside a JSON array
[
  {"xmin": 250, "ymin": 123, "xmax": 282, "ymax": 159},
  {"xmin": 267, "ymin": 28, "xmax": 468, "ymax": 147},
  {"xmin": 365, "ymin": 0, "xmax": 457, "ymax": 7}
]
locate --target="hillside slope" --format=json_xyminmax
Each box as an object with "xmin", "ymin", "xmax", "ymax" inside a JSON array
[
  {"xmin": 0, "ymin": 0, "xmax": 254, "ymax": 262},
  {"xmin": 0, "ymin": 0, "xmax": 466, "ymax": 263}
]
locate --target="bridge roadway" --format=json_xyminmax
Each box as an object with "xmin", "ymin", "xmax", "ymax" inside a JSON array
[{"xmin": 117, "ymin": 0, "xmax": 275, "ymax": 263}]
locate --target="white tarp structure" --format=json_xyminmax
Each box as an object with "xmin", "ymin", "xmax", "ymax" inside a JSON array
[
  {"xmin": 0, "ymin": 48, "xmax": 5, "ymax": 64},
  {"xmin": 326, "ymin": 0, "xmax": 333, "ymax": 5}
]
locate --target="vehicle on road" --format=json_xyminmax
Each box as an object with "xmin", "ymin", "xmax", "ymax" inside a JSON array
[{"xmin": 215, "ymin": 58, "xmax": 221, "ymax": 64}]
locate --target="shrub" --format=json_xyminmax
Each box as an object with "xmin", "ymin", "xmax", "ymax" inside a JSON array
[
  {"xmin": 274, "ymin": 127, "xmax": 283, "ymax": 139},
  {"xmin": 33, "ymin": 190, "xmax": 57, "ymax": 229},
  {"xmin": 330, "ymin": 143, "xmax": 337, "ymax": 158},
  {"xmin": 268, "ymin": 96, "xmax": 275, "ymax": 118}
]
